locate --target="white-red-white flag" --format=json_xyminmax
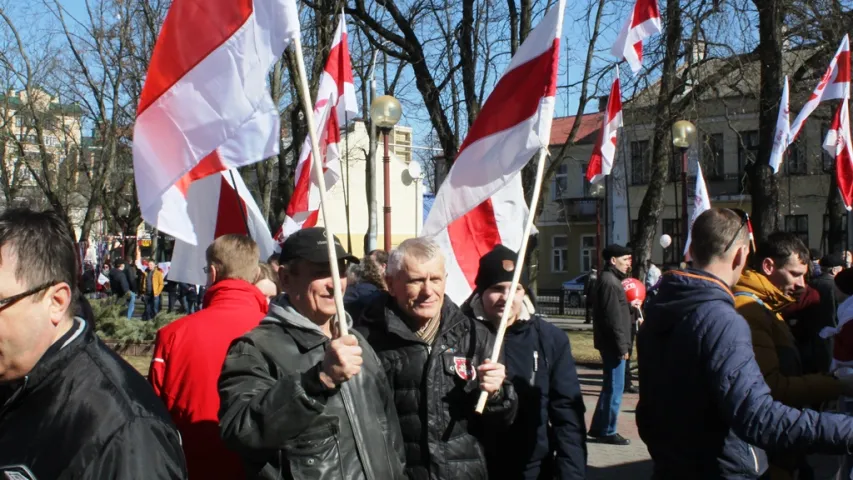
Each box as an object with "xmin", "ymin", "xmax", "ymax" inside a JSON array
[
  {"xmin": 423, "ymin": 0, "xmax": 564, "ymax": 304},
  {"xmin": 768, "ymin": 76, "xmax": 790, "ymax": 173},
  {"xmin": 168, "ymin": 170, "xmax": 276, "ymax": 286},
  {"xmin": 823, "ymin": 99, "xmax": 853, "ymax": 210},
  {"xmin": 586, "ymin": 68, "xmax": 623, "ymax": 184},
  {"xmin": 133, "ymin": 0, "xmax": 300, "ymax": 244},
  {"xmin": 611, "ymin": 0, "xmax": 662, "ymax": 73},
  {"xmin": 683, "ymin": 163, "xmax": 711, "ymax": 259},
  {"xmin": 281, "ymin": 13, "xmax": 358, "ymax": 239},
  {"xmin": 790, "ymin": 35, "xmax": 851, "ymax": 143}
]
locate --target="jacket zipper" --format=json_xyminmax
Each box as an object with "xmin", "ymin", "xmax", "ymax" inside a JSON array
[
  {"xmin": 749, "ymin": 445, "xmax": 759, "ymax": 473},
  {"xmin": 530, "ymin": 351, "xmax": 539, "ymax": 386},
  {"xmin": 339, "ymin": 371, "xmax": 376, "ymax": 480}
]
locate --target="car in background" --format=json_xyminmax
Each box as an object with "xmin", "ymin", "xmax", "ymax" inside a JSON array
[{"xmin": 561, "ymin": 273, "xmax": 589, "ymax": 308}]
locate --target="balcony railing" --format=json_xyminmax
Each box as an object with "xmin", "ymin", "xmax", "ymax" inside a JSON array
[
  {"xmin": 556, "ymin": 198, "xmax": 598, "ymax": 223},
  {"xmin": 706, "ymin": 173, "xmax": 745, "ymax": 198}
]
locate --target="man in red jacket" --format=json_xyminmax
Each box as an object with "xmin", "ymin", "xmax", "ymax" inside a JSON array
[{"xmin": 149, "ymin": 234, "xmax": 267, "ymax": 479}]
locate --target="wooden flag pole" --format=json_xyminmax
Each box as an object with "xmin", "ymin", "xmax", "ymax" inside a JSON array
[
  {"xmin": 475, "ymin": 146, "xmax": 549, "ymax": 414},
  {"xmin": 292, "ymin": 35, "xmax": 348, "ymax": 337}
]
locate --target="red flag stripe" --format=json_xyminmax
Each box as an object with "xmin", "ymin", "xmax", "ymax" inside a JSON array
[
  {"xmin": 138, "ymin": 0, "xmax": 253, "ymax": 114},
  {"xmin": 214, "ymin": 176, "xmax": 250, "ymax": 237},
  {"xmin": 174, "ymin": 151, "xmax": 228, "ymax": 196},
  {"xmin": 447, "ymin": 199, "xmax": 503, "ymax": 289},
  {"xmin": 631, "ymin": 0, "xmax": 661, "ymax": 27},
  {"xmin": 456, "ymin": 40, "xmax": 560, "ymax": 157},
  {"xmin": 325, "ymin": 31, "xmax": 355, "ymax": 95}
]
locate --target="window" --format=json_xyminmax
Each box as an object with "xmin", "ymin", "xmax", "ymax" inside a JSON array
[
  {"xmin": 702, "ymin": 133, "xmax": 724, "ymax": 180},
  {"xmin": 661, "ymin": 219, "xmax": 683, "ymax": 265},
  {"xmin": 786, "ymin": 137, "xmax": 807, "ymax": 175},
  {"xmin": 630, "ymin": 140, "xmax": 651, "ymax": 185},
  {"xmin": 580, "ymin": 235, "xmax": 596, "ymax": 271},
  {"xmin": 737, "ymin": 130, "xmax": 760, "ymax": 176},
  {"xmin": 552, "ymin": 163, "xmax": 568, "ymax": 200},
  {"xmin": 785, "ymin": 214, "xmax": 809, "ymax": 246},
  {"xmin": 823, "ymin": 214, "xmax": 848, "ymax": 251},
  {"xmin": 552, "ymin": 235, "xmax": 568, "ymax": 272},
  {"xmin": 823, "ymin": 123, "xmax": 835, "ymax": 172}
]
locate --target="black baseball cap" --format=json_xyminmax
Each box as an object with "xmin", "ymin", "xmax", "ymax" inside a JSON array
[
  {"xmin": 279, "ymin": 227, "xmax": 359, "ymax": 264},
  {"xmin": 820, "ymin": 252, "xmax": 846, "ymax": 269}
]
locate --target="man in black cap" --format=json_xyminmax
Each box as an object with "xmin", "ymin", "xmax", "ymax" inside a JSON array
[
  {"xmin": 588, "ymin": 243, "xmax": 633, "ymax": 445},
  {"xmin": 806, "ymin": 252, "xmax": 848, "ymax": 373},
  {"xmin": 464, "ymin": 245, "xmax": 587, "ymax": 479},
  {"xmin": 218, "ymin": 227, "xmax": 405, "ymax": 479}
]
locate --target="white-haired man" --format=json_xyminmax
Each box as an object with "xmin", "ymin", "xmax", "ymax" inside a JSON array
[{"xmin": 353, "ymin": 238, "xmax": 518, "ymax": 479}]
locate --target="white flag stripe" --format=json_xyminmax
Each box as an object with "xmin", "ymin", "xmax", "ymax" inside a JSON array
[
  {"xmin": 683, "ymin": 163, "xmax": 712, "ymax": 258},
  {"xmin": 768, "ymin": 76, "xmax": 790, "ymax": 174}
]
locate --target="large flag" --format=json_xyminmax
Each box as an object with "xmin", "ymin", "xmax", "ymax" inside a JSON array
[
  {"xmin": 423, "ymin": 0, "xmax": 564, "ymax": 304},
  {"xmin": 168, "ymin": 170, "xmax": 276, "ymax": 286},
  {"xmin": 611, "ymin": 0, "xmax": 662, "ymax": 73},
  {"xmin": 133, "ymin": 0, "xmax": 300, "ymax": 244},
  {"xmin": 823, "ymin": 99, "xmax": 853, "ymax": 210},
  {"xmin": 586, "ymin": 68, "xmax": 623, "ymax": 184},
  {"xmin": 789, "ymin": 35, "xmax": 851, "ymax": 143},
  {"xmin": 768, "ymin": 76, "xmax": 790, "ymax": 173},
  {"xmin": 683, "ymin": 163, "xmax": 711, "ymax": 259},
  {"xmin": 282, "ymin": 13, "xmax": 358, "ymax": 237}
]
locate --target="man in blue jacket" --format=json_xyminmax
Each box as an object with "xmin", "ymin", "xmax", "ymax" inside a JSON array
[
  {"xmin": 638, "ymin": 208, "xmax": 853, "ymax": 479},
  {"xmin": 464, "ymin": 245, "xmax": 587, "ymax": 479}
]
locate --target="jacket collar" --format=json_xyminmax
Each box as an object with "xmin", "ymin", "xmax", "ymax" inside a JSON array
[
  {"xmin": 203, "ymin": 278, "xmax": 268, "ymax": 313},
  {"xmin": 380, "ymin": 294, "xmax": 469, "ymax": 345},
  {"xmin": 606, "ymin": 265, "xmax": 627, "ymax": 280},
  {"xmin": 734, "ymin": 269, "xmax": 794, "ymax": 312},
  {"xmin": 264, "ymin": 296, "xmax": 352, "ymax": 351}
]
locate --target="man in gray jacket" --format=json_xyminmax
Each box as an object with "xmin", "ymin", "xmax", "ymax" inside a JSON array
[{"xmin": 218, "ymin": 228, "xmax": 405, "ymax": 479}]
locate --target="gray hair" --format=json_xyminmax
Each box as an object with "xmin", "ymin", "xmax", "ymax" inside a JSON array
[{"xmin": 386, "ymin": 237, "xmax": 445, "ymax": 276}]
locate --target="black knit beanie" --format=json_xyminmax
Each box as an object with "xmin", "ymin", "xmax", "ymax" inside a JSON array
[{"xmin": 474, "ymin": 245, "xmax": 518, "ymax": 293}]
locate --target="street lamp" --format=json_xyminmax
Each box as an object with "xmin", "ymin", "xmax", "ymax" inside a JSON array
[
  {"xmin": 590, "ymin": 182, "xmax": 606, "ymax": 270},
  {"xmin": 672, "ymin": 120, "xmax": 696, "ymax": 255},
  {"xmin": 407, "ymin": 161, "xmax": 423, "ymax": 237},
  {"xmin": 370, "ymin": 95, "xmax": 403, "ymax": 252}
]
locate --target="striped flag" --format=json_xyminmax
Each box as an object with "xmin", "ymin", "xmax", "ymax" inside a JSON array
[
  {"xmin": 423, "ymin": 0, "xmax": 564, "ymax": 304},
  {"xmin": 611, "ymin": 0, "xmax": 662, "ymax": 73},
  {"xmin": 281, "ymin": 13, "xmax": 358, "ymax": 239},
  {"xmin": 683, "ymin": 163, "xmax": 711, "ymax": 259},
  {"xmin": 133, "ymin": 0, "xmax": 300, "ymax": 244},
  {"xmin": 789, "ymin": 35, "xmax": 850, "ymax": 143},
  {"xmin": 586, "ymin": 68, "xmax": 623, "ymax": 184},
  {"xmin": 768, "ymin": 76, "xmax": 790, "ymax": 173},
  {"xmin": 823, "ymin": 98, "xmax": 853, "ymax": 210}
]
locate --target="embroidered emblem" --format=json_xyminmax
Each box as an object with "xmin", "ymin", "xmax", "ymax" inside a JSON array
[
  {"xmin": 1, "ymin": 465, "xmax": 37, "ymax": 480},
  {"xmin": 502, "ymin": 259, "xmax": 514, "ymax": 271},
  {"xmin": 453, "ymin": 357, "xmax": 477, "ymax": 381}
]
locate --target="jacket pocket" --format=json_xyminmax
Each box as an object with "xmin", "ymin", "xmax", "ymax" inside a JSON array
[{"xmin": 282, "ymin": 424, "xmax": 342, "ymax": 479}]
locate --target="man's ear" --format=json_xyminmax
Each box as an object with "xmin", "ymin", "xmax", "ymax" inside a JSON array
[
  {"xmin": 48, "ymin": 283, "xmax": 73, "ymax": 326},
  {"xmin": 761, "ymin": 257, "xmax": 775, "ymax": 276},
  {"xmin": 732, "ymin": 245, "xmax": 748, "ymax": 272}
]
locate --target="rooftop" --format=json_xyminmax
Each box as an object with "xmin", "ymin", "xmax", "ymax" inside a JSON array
[{"xmin": 550, "ymin": 112, "xmax": 603, "ymax": 146}]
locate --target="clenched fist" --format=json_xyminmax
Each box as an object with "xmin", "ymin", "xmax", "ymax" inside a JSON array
[
  {"xmin": 319, "ymin": 335, "xmax": 363, "ymax": 389},
  {"xmin": 476, "ymin": 359, "xmax": 506, "ymax": 396}
]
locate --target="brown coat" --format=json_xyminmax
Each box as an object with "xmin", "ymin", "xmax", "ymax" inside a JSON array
[{"xmin": 734, "ymin": 269, "xmax": 841, "ymax": 409}]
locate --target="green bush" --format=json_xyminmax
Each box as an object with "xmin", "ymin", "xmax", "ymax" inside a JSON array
[{"xmin": 91, "ymin": 298, "xmax": 182, "ymax": 345}]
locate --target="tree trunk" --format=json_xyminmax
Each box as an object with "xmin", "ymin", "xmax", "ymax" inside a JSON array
[
  {"xmin": 460, "ymin": 0, "xmax": 479, "ymax": 126},
  {"xmin": 519, "ymin": 0, "xmax": 532, "ymax": 43},
  {"xmin": 827, "ymin": 173, "xmax": 847, "ymax": 252},
  {"xmin": 507, "ymin": 0, "xmax": 519, "ymax": 55}
]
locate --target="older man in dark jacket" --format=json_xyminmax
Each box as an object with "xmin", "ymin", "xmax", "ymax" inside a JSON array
[
  {"xmin": 639, "ymin": 208, "xmax": 853, "ymax": 479},
  {"xmin": 218, "ymin": 228, "xmax": 405, "ymax": 479},
  {"xmin": 588, "ymin": 243, "xmax": 633, "ymax": 445},
  {"xmin": 354, "ymin": 237, "xmax": 518, "ymax": 480}
]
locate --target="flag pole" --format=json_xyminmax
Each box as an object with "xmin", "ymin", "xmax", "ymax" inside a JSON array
[
  {"xmin": 475, "ymin": 146, "xmax": 549, "ymax": 414},
  {"xmin": 228, "ymin": 170, "xmax": 252, "ymax": 240},
  {"xmin": 343, "ymin": 111, "xmax": 353, "ymax": 253},
  {"xmin": 292, "ymin": 35, "xmax": 348, "ymax": 337}
]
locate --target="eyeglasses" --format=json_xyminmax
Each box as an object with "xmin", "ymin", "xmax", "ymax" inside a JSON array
[
  {"xmin": 723, "ymin": 208, "xmax": 749, "ymax": 253},
  {"xmin": 202, "ymin": 266, "xmax": 211, "ymax": 274},
  {"xmin": 0, "ymin": 281, "xmax": 59, "ymax": 311}
]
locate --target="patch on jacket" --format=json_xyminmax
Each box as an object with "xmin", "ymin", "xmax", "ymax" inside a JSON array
[
  {"xmin": 453, "ymin": 357, "xmax": 477, "ymax": 380},
  {"xmin": 1, "ymin": 465, "xmax": 37, "ymax": 480}
]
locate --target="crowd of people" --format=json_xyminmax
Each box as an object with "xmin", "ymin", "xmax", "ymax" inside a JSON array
[{"xmin": 6, "ymin": 206, "xmax": 853, "ymax": 479}]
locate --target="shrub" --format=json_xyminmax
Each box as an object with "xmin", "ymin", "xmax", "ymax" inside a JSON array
[{"xmin": 91, "ymin": 298, "xmax": 181, "ymax": 345}]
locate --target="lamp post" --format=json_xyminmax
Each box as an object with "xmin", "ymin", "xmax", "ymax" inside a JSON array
[
  {"xmin": 407, "ymin": 161, "xmax": 423, "ymax": 237},
  {"xmin": 590, "ymin": 182, "xmax": 606, "ymax": 270},
  {"xmin": 672, "ymin": 120, "xmax": 696, "ymax": 254},
  {"xmin": 370, "ymin": 95, "xmax": 403, "ymax": 252}
]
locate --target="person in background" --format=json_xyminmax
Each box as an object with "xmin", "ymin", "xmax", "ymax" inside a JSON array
[
  {"xmin": 809, "ymin": 248, "xmax": 822, "ymax": 278},
  {"xmin": 125, "ymin": 258, "xmax": 139, "ymax": 319},
  {"xmin": 81, "ymin": 262, "xmax": 96, "ymax": 296},
  {"xmin": 645, "ymin": 262, "xmax": 661, "ymax": 289},
  {"xmin": 624, "ymin": 301, "xmax": 641, "ymax": 395},
  {"xmin": 793, "ymin": 252, "xmax": 846, "ymax": 375},
  {"xmin": 150, "ymin": 234, "xmax": 268, "ymax": 480},
  {"xmin": 164, "ymin": 276, "xmax": 179, "ymax": 313},
  {"xmin": 588, "ymin": 244, "xmax": 633, "ymax": 445},
  {"xmin": 109, "ymin": 260, "xmax": 130, "ymax": 299},
  {"xmin": 465, "ymin": 245, "xmax": 587, "ymax": 480},
  {"xmin": 218, "ymin": 228, "xmax": 404, "ymax": 479},
  {"xmin": 344, "ymin": 249, "xmax": 389, "ymax": 316},
  {"xmin": 141, "ymin": 259, "xmax": 164, "ymax": 320},
  {"xmin": 638, "ymin": 208, "xmax": 853, "ymax": 479},
  {"xmin": 255, "ymin": 262, "xmax": 279, "ymax": 300},
  {"xmin": 0, "ymin": 208, "xmax": 186, "ymax": 479},
  {"xmin": 583, "ymin": 267, "xmax": 598, "ymax": 325},
  {"xmin": 186, "ymin": 285, "xmax": 199, "ymax": 314},
  {"xmin": 266, "ymin": 253, "xmax": 280, "ymax": 273},
  {"xmin": 196, "ymin": 285, "xmax": 206, "ymax": 310}
]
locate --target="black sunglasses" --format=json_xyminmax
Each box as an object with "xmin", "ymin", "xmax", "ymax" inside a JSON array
[
  {"xmin": 0, "ymin": 281, "xmax": 60, "ymax": 311},
  {"xmin": 723, "ymin": 208, "xmax": 749, "ymax": 253}
]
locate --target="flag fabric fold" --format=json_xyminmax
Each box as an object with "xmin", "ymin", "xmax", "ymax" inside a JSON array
[
  {"xmin": 423, "ymin": 0, "xmax": 565, "ymax": 304},
  {"xmin": 610, "ymin": 0, "xmax": 662, "ymax": 73},
  {"xmin": 586, "ymin": 68, "xmax": 623, "ymax": 184},
  {"xmin": 789, "ymin": 35, "xmax": 851, "ymax": 143},
  {"xmin": 824, "ymin": 99, "xmax": 853, "ymax": 210},
  {"xmin": 282, "ymin": 13, "xmax": 358, "ymax": 238},
  {"xmin": 169, "ymin": 169, "xmax": 275, "ymax": 286},
  {"xmin": 683, "ymin": 163, "xmax": 711, "ymax": 258},
  {"xmin": 768, "ymin": 76, "xmax": 790, "ymax": 174},
  {"xmin": 133, "ymin": 0, "xmax": 300, "ymax": 244}
]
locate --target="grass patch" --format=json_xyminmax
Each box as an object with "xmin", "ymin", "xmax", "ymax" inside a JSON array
[
  {"xmin": 125, "ymin": 355, "xmax": 151, "ymax": 376},
  {"xmin": 566, "ymin": 330, "xmax": 637, "ymax": 366}
]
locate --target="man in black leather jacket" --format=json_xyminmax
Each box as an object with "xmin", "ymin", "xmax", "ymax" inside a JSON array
[
  {"xmin": 218, "ymin": 228, "xmax": 405, "ymax": 480},
  {"xmin": 354, "ymin": 237, "xmax": 518, "ymax": 480},
  {"xmin": 0, "ymin": 208, "xmax": 186, "ymax": 479}
]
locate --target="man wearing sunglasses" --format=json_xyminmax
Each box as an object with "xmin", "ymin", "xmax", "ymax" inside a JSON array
[
  {"xmin": 638, "ymin": 208, "xmax": 853, "ymax": 479},
  {"xmin": 0, "ymin": 208, "xmax": 186, "ymax": 479}
]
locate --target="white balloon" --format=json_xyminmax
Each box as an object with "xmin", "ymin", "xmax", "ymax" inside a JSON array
[{"xmin": 660, "ymin": 234, "xmax": 672, "ymax": 249}]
